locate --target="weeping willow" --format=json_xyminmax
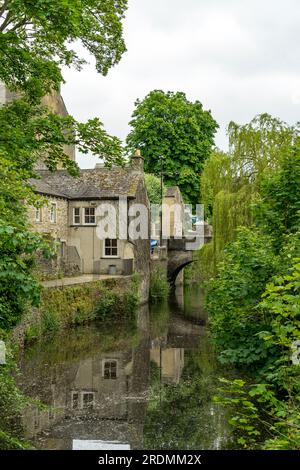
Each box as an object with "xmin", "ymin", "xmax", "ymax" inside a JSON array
[
  {"xmin": 185, "ymin": 114, "xmax": 298, "ymax": 285},
  {"xmin": 185, "ymin": 186, "xmax": 254, "ymax": 284},
  {"xmin": 213, "ymin": 186, "xmax": 254, "ymax": 259}
]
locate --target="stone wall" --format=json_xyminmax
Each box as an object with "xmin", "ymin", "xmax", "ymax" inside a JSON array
[
  {"xmin": 28, "ymin": 196, "xmax": 69, "ymax": 277},
  {"xmin": 13, "ymin": 276, "xmax": 139, "ymax": 348}
]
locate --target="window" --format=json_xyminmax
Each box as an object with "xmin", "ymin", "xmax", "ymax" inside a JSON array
[
  {"xmin": 71, "ymin": 392, "xmax": 79, "ymax": 409},
  {"xmin": 104, "ymin": 239, "xmax": 118, "ymax": 257},
  {"xmin": 71, "ymin": 391, "xmax": 95, "ymax": 409},
  {"xmin": 50, "ymin": 203, "xmax": 57, "ymax": 223},
  {"xmin": 84, "ymin": 207, "xmax": 95, "ymax": 225},
  {"xmin": 103, "ymin": 360, "xmax": 118, "ymax": 379},
  {"xmin": 82, "ymin": 392, "xmax": 95, "ymax": 409},
  {"xmin": 35, "ymin": 207, "xmax": 42, "ymax": 223},
  {"xmin": 73, "ymin": 207, "xmax": 80, "ymax": 225}
]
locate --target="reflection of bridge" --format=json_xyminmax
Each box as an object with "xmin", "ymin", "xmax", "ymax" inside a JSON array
[{"xmin": 167, "ymin": 225, "xmax": 212, "ymax": 286}]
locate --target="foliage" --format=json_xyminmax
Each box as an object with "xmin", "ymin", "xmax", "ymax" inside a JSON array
[
  {"xmin": 228, "ymin": 114, "xmax": 299, "ymax": 185},
  {"xmin": 126, "ymin": 90, "xmax": 218, "ymax": 206},
  {"xmin": 22, "ymin": 278, "xmax": 140, "ymax": 344},
  {"xmin": 144, "ymin": 337, "xmax": 233, "ymax": 450},
  {"xmin": 0, "ymin": 1, "xmax": 128, "ymax": 331},
  {"xmin": 255, "ymin": 149, "xmax": 300, "ymax": 251},
  {"xmin": 150, "ymin": 266, "xmax": 170, "ymax": 302},
  {"xmin": 200, "ymin": 150, "xmax": 236, "ymax": 220},
  {"xmin": 206, "ymin": 227, "xmax": 279, "ymax": 366},
  {"xmin": 145, "ymin": 173, "xmax": 166, "ymax": 205},
  {"xmin": 0, "ymin": 346, "xmax": 32, "ymax": 449},
  {"xmin": 0, "ymin": 0, "xmax": 128, "ymax": 100},
  {"xmin": 202, "ymin": 122, "xmax": 300, "ymax": 449},
  {"xmin": 199, "ymin": 114, "xmax": 299, "ymax": 284},
  {"xmin": 184, "ymin": 242, "xmax": 215, "ymax": 285}
]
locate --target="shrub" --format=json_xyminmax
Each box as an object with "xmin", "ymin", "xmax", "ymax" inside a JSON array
[{"xmin": 150, "ymin": 266, "xmax": 170, "ymax": 302}]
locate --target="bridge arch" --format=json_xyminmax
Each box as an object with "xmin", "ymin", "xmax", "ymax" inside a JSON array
[{"xmin": 167, "ymin": 241, "xmax": 194, "ymax": 287}]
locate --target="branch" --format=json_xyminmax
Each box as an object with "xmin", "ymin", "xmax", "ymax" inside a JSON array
[
  {"xmin": 0, "ymin": 9, "xmax": 13, "ymax": 31},
  {"xmin": 9, "ymin": 16, "xmax": 29, "ymax": 32},
  {"xmin": 0, "ymin": 0, "xmax": 10, "ymax": 18}
]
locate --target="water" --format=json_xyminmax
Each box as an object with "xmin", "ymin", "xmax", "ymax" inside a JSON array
[{"xmin": 16, "ymin": 285, "xmax": 234, "ymax": 450}]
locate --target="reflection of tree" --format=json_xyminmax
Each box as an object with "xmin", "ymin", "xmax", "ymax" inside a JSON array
[{"xmin": 144, "ymin": 341, "xmax": 231, "ymax": 450}]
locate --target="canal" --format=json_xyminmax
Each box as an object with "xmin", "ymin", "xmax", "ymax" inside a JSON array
[{"xmin": 16, "ymin": 285, "xmax": 235, "ymax": 450}]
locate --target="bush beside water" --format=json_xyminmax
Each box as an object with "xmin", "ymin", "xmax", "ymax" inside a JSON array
[
  {"xmin": 150, "ymin": 266, "xmax": 170, "ymax": 302},
  {"xmin": 23, "ymin": 276, "xmax": 140, "ymax": 344}
]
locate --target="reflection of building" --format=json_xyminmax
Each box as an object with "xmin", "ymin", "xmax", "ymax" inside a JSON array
[
  {"xmin": 17, "ymin": 289, "xmax": 207, "ymax": 450},
  {"xmin": 19, "ymin": 344, "xmax": 149, "ymax": 449},
  {"xmin": 150, "ymin": 348, "xmax": 184, "ymax": 385}
]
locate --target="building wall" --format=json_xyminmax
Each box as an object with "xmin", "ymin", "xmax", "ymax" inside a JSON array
[
  {"xmin": 68, "ymin": 199, "xmax": 135, "ymax": 275},
  {"xmin": 28, "ymin": 196, "xmax": 70, "ymax": 276},
  {"xmin": 28, "ymin": 196, "xmax": 69, "ymax": 240}
]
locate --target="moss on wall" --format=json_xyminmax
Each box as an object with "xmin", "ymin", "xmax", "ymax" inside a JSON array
[{"xmin": 14, "ymin": 276, "xmax": 140, "ymax": 346}]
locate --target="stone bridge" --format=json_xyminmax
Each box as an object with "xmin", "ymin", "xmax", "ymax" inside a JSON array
[{"xmin": 167, "ymin": 225, "xmax": 212, "ymax": 287}]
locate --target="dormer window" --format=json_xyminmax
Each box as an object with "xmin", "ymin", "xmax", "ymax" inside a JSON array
[{"xmin": 84, "ymin": 207, "xmax": 96, "ymax": 225}]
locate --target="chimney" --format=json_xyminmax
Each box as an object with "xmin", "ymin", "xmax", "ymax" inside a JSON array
[{"xmin": 131, "ymin": 149, "xmax": 144, "ymax": 173}]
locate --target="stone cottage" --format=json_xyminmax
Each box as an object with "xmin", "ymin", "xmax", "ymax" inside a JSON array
[
  {"xmin": 0, "ymin": 82, "xmax": 150, "ymax": 298},
  {"xmin": 28, "ymin": 153, "xmax": 150, "ymax": 292}
]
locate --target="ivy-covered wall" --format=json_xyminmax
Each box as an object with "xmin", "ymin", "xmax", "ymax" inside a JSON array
[{"xmin": 13, "ymin": 276, "xmax": 140, "ymax": 347}]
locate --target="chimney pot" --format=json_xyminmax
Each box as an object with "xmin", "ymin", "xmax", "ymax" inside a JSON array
[{"xmin": 131, "ymin": 149, "xmax": 144, "ymax": 172}]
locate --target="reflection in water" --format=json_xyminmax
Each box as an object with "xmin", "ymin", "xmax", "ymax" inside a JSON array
[{"xmin": 16, "ymin": 286, "xmax": 233, "ymax": 450}]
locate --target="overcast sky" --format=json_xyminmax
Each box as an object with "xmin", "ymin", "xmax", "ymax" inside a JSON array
[{"xmin": 61, "ymin": 0, "xmax": 300, "ymax": 169}]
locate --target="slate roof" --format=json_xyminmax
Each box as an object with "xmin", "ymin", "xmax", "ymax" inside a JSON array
[{"xmin": 29, "ymin": 168, "xmax": 143, "ymax": 200}]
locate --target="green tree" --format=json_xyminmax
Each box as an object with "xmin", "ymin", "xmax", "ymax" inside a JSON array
[
  {"xmin": 144, "ymin": 173, "xmax": 166, "ymax": 205},
  {"xmin": 228, "ymin": 114, "xmax": 298, "ymax": 185},
  {"xmin": 126, "ymin": 90, "xmax": 218, "ymax": 206},
  {"xmin": 0, "ymin": 0, "xmax": 128, "ymax": 100},
  {"xmin": 255, "ymin": 149, "xmax": 300, "ymax": 250},
  {"xmin": 0, "ymin": 0, "xmax": 129, "ymax": 329}
]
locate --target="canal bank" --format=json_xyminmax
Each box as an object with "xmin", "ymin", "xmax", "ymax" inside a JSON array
[
  {"xmin": 13, "ymin": 275, "xmax": 142, "ymax": 348},
  {"xmin": 14, "ymin": 285, "xmax": 236, "ymax": 450}
]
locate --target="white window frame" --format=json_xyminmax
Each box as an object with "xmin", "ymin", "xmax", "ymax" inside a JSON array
[
  {"xmin": 71, "ymin": 391, "xmax": 80, "ymax": 409},
  {"xmin": 81, "ymin": 391, "xmax": 95, "ymax": 409},
  {"xmin": 103, "ymin": 239, "xmax": 119, "ymax": 258},
  {"xmin": 50, "ymin": 202, "xmax": 57, "ymax": 224},
  {"xmin": 71, "ymin": 391, "xmax": 95, "ymax": 409},
  {"xmin": 35, "ymin": 207, "xmax": 42, "ymax": 223},
  {"xmin": 102, "ymin": 359, "xmax": 118, "ymax": 379},
  {"xmin": 73, "ymin": 207, "xmax": 81, "ymax": 225},
  {"xmin": 83, "ymin": 207, "xmax": 96, "ymax": 225}
]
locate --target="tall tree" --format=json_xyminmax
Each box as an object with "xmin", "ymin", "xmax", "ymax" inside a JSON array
[
  {"xmin": 0, "ymin": 0, "xmax": 128, "ymax": 100},
  {"xmin": 126, "ymin": 90, "xmax": 218, "ymax": 206},
  {"xmin": 0, "ymin": 0, "xmax": 128, "ymax": 330}
]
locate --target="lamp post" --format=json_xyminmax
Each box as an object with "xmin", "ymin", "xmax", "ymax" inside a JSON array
[{"xmin": 159, "ymin": 155, "xmax": 164, "ymax": 247}]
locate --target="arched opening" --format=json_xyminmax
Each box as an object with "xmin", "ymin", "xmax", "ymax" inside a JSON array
[{"xmin": 168, "ymin": 260, "xmax": 194, "ymax": 288}]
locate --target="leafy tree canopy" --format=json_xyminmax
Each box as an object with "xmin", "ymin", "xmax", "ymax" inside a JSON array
[
  {"xmin": 0, "ymin": 0, "xmax": 128, "ymax": 100},
  {"xmin": 126, "ymin": 90, "xmax": 218, "ymax": 206},
  {"xmin": 144, "ymin": 173, "xmax": 166, "ymax": 205}
]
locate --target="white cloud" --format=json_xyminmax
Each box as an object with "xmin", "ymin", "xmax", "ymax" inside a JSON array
[{"xmin": 61, "ymin": 0, "xmax": 300, "ymax": 168}]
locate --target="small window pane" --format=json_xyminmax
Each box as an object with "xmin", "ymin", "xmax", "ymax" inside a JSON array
[
  {"xmin": 74, "ymin": 208, "xmax": 80, "ymax": 224},
  {"xmin": 104, "ymin": 239, "xmax": 118, "ymax": 257},
  {"xmin": 82, "ymin": 393, "xmax": 94, "ymax": 409},
  {"xmin": 103, "ymin": 360, "xmax": 117, "ymax": 379},
  {"xmin": 72, "ymin": 392, "xmax": 79, "ymax": 409},
  {"xmin": 84, "ymin": 208, "xmax": 95, "ymax": 224}
]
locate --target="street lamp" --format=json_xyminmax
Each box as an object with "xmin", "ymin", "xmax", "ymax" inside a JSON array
[{"xmin": 159, "ymin": 155, "xmax": 164, "ymax": 247}]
